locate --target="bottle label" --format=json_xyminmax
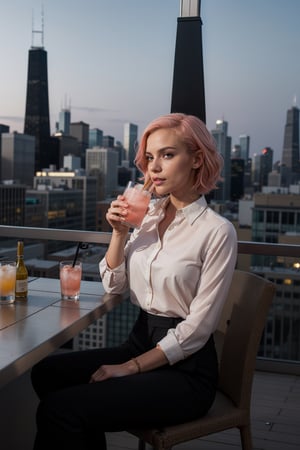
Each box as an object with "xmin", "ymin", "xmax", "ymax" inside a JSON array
[{"xmin": 16, "ymin": 279, "xmax": 28, "ymax": 293}]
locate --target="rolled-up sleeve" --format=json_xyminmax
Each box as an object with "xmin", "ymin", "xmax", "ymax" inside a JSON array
[{"xmin": 99, "ymin": 258, "xmax": 129, "ymax": 294}]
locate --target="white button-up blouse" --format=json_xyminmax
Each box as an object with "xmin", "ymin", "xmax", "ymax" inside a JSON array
[{"xmin": 99, "ymin": 195, "xmax": 237, "ymax": 365}]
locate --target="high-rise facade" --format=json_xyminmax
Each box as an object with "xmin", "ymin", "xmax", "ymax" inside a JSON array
[
  {"xmin": 58, "ymin": 109, "xmax": 71, "ymax": 135},
  {"xmin": 211, "ymin": 120, "xmax": 231, "ymax": 202},
  {"xmin": 260, "ymin": 147, "xmax": 273, "ymax": 186},
  {"xmin": 102, "ymin": 135, "xmax": 115, "ymax": 149},
  {"xmin": 252, "ymin": 153, "xmax": 261, "ymax": 191},
  {"xmin": 171, "ymin": 0, "xmax": 205, "ymax": 122},
  {"xmin": 24, "ymin": 45, "xmax": 58, "ymax": 171},
  {"xmin": 1, "ymin": 132, "xmax": 35, "ymax": 187},
  {"xmin": 239, "ymin": 135, "xmax": 250, "ymax": 161},
  {"xmin": 54, "ymin": 133, "xmax": 81, "ymax": 169},
  {"xmin": 252, "ymin": 148, "xmax": 274, "ymax": 190},
  {"xmin": 24, "ymin": 47, "xmax": 50, "ymax": 139},
  {"xmin": 230, "ymin": 158, "xmax": 244, "ymax": 201},
  {"xmin": 70, "ymin": 121, "xmax": 89, "ymax": 168},
  {"xmin": 0, "ymin": 124, "xmax": 10, "ymax": 180},
  {"xmin": 252, "ymin": 192, "xmax": 300, "ymax": 245},
  {"xmin": 86, "ymin": 147, "xmax": 119, "ymax": 199},
  {"xmin": 33, "ymin": 170, "xmax": 97, "ymax": 231},
  {"xmin": 123, "ymin": 123, "xmax": 138, "ymax": 167},
  {"xmin": 0, "ymin": 124, "xmax": 9, "ymax": 134},
  {"xmin": 0, "ymin": 184, "xmax": 26, "ymax": 226},
  {"xmin": 251, "ymin": 192, "xmax": 300, "ymax": 361},
  {"xmin": 89, "ymin": 128, "xmax": 103, "ymax": 148},
  {"xmin": 281, "ymin": 106, "xmax": 300, "ymax": 184}
]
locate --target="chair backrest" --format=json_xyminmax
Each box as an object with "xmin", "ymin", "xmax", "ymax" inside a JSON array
[{"xmin": 215, "ymin": 270, "xmax": 276, "ymax": 410}]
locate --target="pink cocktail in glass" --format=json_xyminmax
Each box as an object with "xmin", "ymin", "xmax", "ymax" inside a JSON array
[
  {"xmin": 123, "ymin": 182, "xmax": 151, "ymax": 228},
  {"xmin": 60, "ymin": 261, "xmax": 82, "ymax": 301}
]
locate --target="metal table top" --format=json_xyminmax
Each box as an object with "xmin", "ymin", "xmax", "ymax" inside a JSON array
[{"xmin": 0, "ymin": 278, "xmax": 121, "ymax": 389}]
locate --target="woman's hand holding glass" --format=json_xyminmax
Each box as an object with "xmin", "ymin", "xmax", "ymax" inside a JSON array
[{"xmin": 106, "ymin": 195, "xmax": 129, "ymax": 233}]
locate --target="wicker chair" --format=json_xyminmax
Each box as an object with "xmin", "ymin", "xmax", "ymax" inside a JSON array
[{"xmin": 127, "ymin": 270, "xmax": 276, "ymax": 450}]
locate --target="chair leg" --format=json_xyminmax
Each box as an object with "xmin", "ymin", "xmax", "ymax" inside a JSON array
[
  {"xmin": 239, "ymin": 425, "xmax": 253, "ymax": 450},
  {"xmin": 138, "ymin": 438, "xmax": 146, "ymax": 450}
]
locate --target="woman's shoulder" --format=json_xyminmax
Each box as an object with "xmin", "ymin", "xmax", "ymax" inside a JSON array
[{"xmin": 205, "ymin": 206, "xmax": 236, "ymax": 230}]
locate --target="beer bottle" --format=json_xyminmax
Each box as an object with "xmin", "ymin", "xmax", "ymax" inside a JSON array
[{"xmin": 15, "ymin": 241, "xmax": 28, "ymax": 299}]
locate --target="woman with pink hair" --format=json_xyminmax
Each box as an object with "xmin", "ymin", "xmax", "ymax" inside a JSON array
[{"xmin": 31, "ymin": 113, "xmax": 237, "ymax": 450}]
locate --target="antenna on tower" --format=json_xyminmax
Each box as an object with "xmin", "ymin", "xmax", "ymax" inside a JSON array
[
  {"xmin": 293, "ymin": 95, "xmax": 297, "ymax": 106},
  {"xmin": 31, "ymin": 5, "xmax": 44, "ymax": 49}
]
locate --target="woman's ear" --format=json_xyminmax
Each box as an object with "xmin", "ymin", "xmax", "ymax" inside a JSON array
[{"xmin": 192, "ymin": 151, "xmax": 203, "ymax": 169}]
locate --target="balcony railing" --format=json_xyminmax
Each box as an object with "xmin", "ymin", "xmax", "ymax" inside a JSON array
[
  {"xmin": 1, "ymin": 224, "xmax": 300, "ymax": 375},
  {"xmin": 1, "ymin": 224, "xmax": 300, "ymax": 256}
]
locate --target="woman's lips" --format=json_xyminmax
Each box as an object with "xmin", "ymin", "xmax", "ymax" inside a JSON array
[{"xmin": 152, "ymin": 178, "xmax": 165, "ymax": 186}]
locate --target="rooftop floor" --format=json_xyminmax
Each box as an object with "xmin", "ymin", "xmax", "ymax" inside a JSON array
[{"xmin": 106, "ymin": 371, "xmax": 300, "ymax": 450}]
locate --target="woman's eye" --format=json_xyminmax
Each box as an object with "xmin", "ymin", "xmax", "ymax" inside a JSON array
[
  {"xmin": 163, "ymin": 153, "xmax": 174, "ymax": 159},
  {"xmin": 145, "ymin": 155, "xmax": 153, "ymax": 161}
]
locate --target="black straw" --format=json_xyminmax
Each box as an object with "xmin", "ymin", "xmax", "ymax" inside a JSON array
[
  {"xmin": 72, "ymin": 242, "xmax": 81, "ymax": 267},
  {"xmin": 72, "ymin": 242, "xmax": 89, "ymax": 267}
]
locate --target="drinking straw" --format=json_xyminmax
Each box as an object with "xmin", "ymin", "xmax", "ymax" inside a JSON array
[
  {"xmin": 72, "ymin": 242, "xmax": 81, "ymax": 267},
  {"xmin": 143, "ymin": 178, "xmax": 154, "ymax": 193},
  {"xmin": 72, "ymin": 242, "xmax": 89, "ymax": 267}
]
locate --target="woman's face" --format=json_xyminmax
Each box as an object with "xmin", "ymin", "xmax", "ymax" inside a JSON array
[{"xmin": 145, "ymin": 128, "xmax": 201, "ymax": 202}]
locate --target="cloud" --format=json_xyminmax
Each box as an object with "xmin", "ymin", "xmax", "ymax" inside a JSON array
[
  {"xmin": 0, "ymin": 115, "xmax": 24, "ymax": 123},
  {"xmin": 71, "ymin": 106, "xmax": 117, "ymax": 114}
]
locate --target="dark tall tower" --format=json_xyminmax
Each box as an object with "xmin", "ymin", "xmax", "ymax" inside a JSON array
[
  {"xmin": 281, "ymin": 105, "xmax": 300, "ymax": 179},
  {"xmin": 260, "ymin": 147, "xmax": 273, "ymax": 186},
  {"xmin": 230, "ymin": 158, "xmax": 244, "ymax": 201},
  {"xmin": 171, "ymin": 0, "xmax": 206, "ymax": 122},
  {"xmin": 24, "ymin": 17, "xmax": 58, "ymax": 171}
]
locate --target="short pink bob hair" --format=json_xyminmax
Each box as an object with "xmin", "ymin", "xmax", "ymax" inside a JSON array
[{"xmin": 134, "ymin": 113, "xmax": 223, "ymax": 195}]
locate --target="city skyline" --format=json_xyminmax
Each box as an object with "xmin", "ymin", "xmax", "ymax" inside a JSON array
[{"xmin": 1, "ymin": 1, "xmax": 300, "ymax": 161}]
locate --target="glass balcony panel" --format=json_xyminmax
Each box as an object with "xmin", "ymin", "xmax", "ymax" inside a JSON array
[{"xmin": 1, "ymin": 226, "xmax": 300, "ymax": 373}]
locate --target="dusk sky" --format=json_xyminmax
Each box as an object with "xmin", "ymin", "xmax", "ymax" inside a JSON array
[{"xmin": 1, "ymin": 0, "xmax": 300, "ymax": 162}]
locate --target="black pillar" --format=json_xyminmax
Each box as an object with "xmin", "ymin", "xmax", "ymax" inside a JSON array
[{"xmin": 171, "ymin": 14, "xmax": 206, "ymax": 123}]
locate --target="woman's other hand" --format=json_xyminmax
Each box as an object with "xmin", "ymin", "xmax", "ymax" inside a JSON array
[{"xmin": 89, "ymin": 360, "xmax": 138, "ymax": 383}]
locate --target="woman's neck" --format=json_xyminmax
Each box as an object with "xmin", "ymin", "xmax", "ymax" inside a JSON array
[{"xmin": 169, "ymin": 193, "xmax": 201, "ymax": 210}]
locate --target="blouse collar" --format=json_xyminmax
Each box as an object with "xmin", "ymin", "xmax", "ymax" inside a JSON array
[{"xmin": 148, "ymin": 195, "xmax": 208, "ymax": 225}]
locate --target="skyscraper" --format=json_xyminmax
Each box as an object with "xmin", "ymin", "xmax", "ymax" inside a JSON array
[
  {"xmin": 0, "ymin": 124, "xmax": 10, "ymax": 180},
  {"xmin": 252, "ymin": 153, "xmax": 262, "ymax": 191},
  {"xmin": 86, "ymin": 147, "xmax": 119, "ymax": 199},
  {"xmin": 89, "ymin": 128, "xmax": 103, "ymax": 148},
  {"xmin": 281, "ymin": 106, "xmax": 300, "ymax": 183},
  {"xmin": 102, "ymin": 135, "xmax": 115, "ymax": 149},
  {"xmin": 230, "ymin": 158, "xmax": 244, "ymax": 201},
  {"xmin": 58, "ymin": 108, "xmax": 71, "ymax": 135},
  {"xmin": 1, "ymin": 132, "xmax": 35, "ymax": 187},
  {"xmin": 171, "ymin": 0, "xmax": 205, "ymax": 122},
  {"xmin": 260, "ymin": 147, "xmax": 274, "ymax": 186},
  {"xmin": 123, "ymin": 123, "xmax": 138, "ymax": 167},
  {"xmin": 24, "ymin": 24, "xmax": 58, "ymax": 171},
  {"xmin": 0, "ymin": 184, "xmax": 26, "ymax": 226},
  {"xmin": 211, "ymin": 120, "xmax": 232, "ymax": 202},
  {"xmin": 239, "ymin": 135, "xmax": 250, "ymax": 161},
  {"xmin": 70, "ymin": 121, "xmax": 89, "ymax": 168}
]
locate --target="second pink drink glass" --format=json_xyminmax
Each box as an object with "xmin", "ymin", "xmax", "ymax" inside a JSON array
[{"xmin": 123, "ymin": 181, "xmax": 151, "ymax": 228}]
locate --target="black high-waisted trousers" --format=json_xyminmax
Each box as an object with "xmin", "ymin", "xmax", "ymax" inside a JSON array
[{"xmin": 31, "ymin": 309, "xmax": 218, "ymax": 450}]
